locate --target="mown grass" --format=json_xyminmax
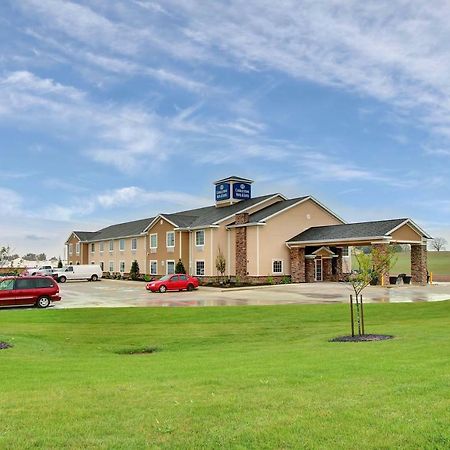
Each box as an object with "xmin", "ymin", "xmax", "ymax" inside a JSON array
[{"xmin": 1, "ymin": 302, "xmax": 449, "ymax": 449}]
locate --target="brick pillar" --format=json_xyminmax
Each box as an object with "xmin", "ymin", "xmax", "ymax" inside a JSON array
[
  {"xmin": 290, "ymin": 247, "xmax": 305, "ymax": 283},
  {"xmin": 411, "ymin": 244, "xmax": 427, "ymax": 285},
  {"xmin": 372, "ymin": 243, "xmax": 390, "ymax": 286},
  {"xmin": 305, "ymin": 257, "xmax": 315, "ymax": 283},
  {"xmin": 235, "ymin": 213, "xmax": 249, "ymax": 279},
  {"xmin": 334, "ymin": 248, "xmax": 343, "ymax": 281},
  {"xmin": 322, "ymin": 257, "xmax": 333, "ymax": 281}
]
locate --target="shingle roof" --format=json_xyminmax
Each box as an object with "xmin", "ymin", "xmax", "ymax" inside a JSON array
[
  {"xmin": 287, "ymin": 218, "xmax": 409, "ymax": 243},
  {"xmin": 78, "ymin": 217, "xmax": 155, "ymax": 242},
  {"xmin": 163, "ymin": 194, "xmax": 280, "ymax": 228},
  {"xmin": 76, "ymin": 194, "xmax": 281, "ymax": 241},
  {"xmin": 73, "ymin": 231, "xmax": 98, "ymax": 241}
]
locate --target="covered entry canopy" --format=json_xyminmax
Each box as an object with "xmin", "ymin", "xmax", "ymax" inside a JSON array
[{"xmin": 286, "ymin": 218, "xmax": 431, "ymax": 285}]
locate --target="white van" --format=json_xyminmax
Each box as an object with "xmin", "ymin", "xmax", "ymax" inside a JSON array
[{"xmin": 53, "ymin": 265, "xmax": 103, "ymax": 283}]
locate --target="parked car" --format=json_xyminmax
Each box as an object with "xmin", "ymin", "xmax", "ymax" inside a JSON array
[
  {"xmin": 52, "ymin": 264, "xmax": 103, "ymax": 283},
  {"xmin": 0, "ymin": 276, "xmax": 61, "ymax": 308},
  {"xmin": 146, "ymin": 274, "xmax": 199, "ymax": 293},
  {"xmin": 22, "ymin": 265, "xmax": 55, "ymax": 276}
]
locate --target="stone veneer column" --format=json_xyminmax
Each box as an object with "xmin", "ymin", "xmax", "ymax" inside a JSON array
[
  {"xmin": 322, "ymin": 257, "xmax": 333, "ymax": 281},
  {"xmin": 411, "ymin": 243, "xmax": 427, "ymax": 285},
  {"xmin": 235, "ymin": 213, "xmax": 249, "ymax": 279},
  {"xmin": 290, "ymin": 247, "xmax": 305, "ymax": 283},
  {"xmin": 334, "ymin": 248, "xmax": 343, "ymax": 281},
  {"xmin": 305, "ymin": 257, "xmax": 315, "ymax": 283},
  {"xmin": 372, "ymin": 243, "xmax": 390, "ymax": 286}
]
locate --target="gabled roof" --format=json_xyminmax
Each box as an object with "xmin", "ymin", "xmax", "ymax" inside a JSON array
[
  {"xmin": 245, "ymin": 196, "xmax": 309, "ymax": 222},
  {"xmin": 73, "ymin": 231, "xmax": 97, "ymax": 241},
  {"xmin": 149, "ymin": 194, "xmax": 282, "ymax": 230},
  {"xmin": 81, "ymin": 217, "xmax": 155, "ymax": 242},
  {"xmin": 287, "ymin": 218, "xmax": 428, "ymax": 244},
  {"xmin": 214, "ymin": 175, "xmax": 254, "ymax": 184}
]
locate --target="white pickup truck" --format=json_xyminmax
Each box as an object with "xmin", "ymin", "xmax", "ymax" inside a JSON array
[{"xmin": 23, "ymin": 265, "xmax": 55, "ymax": 276}]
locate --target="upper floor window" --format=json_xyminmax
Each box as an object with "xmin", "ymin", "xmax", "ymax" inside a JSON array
[
  {"xmin": 69, "ymin": 244, "xmax": 73, "ymax": 255},
  {"xmin": 119, "ymin": 239, "xmax": 125, "ymax": 251},
  {"xmin": 195, "ymin": 230, "xmax": 205, "ymax": 246},
  {"xmin": 99, "ymin": 242, "xmax": 104, "ymax": 253},
  {"xmin": 75, "ymin": 242, "xmax": 80, "ymax": 255},
  {"xmin": 91, "ymin": 243, "xmax": 95, "ymax": 253},
  {"xmin": 150, "ymin": 233, "xmax": 157, "ymax": 249},
  {"xmin": 109, "ymin": 240, "xmax": 114, "ymax": 251},
  {"xmin": 166, "ymin": 231, "xmax": 175, "ymax": 248},
  {"xmin": 131, "ymin": 238, "xmax": 137, "ymax": 251}
]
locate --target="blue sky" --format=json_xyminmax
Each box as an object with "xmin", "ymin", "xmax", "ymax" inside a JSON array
[{"xmin": 1, "ymin": 0, "xmax": 449, "ymax": 258}]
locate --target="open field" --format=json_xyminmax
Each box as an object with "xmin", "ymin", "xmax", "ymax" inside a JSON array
[
  {"xmin": 1, "ymin": 302, "xmax": 449, "ymax": 449},
  {"xmin": 353, "ymin": 250, "xmax": 450, "ymax": 277}
]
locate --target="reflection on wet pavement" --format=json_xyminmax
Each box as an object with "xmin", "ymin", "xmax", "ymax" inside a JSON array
[{"xmin": 55, "ymin": 279, "xmax": 450, "ymax": 309}]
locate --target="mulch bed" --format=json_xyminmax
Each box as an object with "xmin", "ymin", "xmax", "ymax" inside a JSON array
[
  {"xmin": 0, "ymin": 341, "xmax": 13, "ymax": 350},
  {"xmin": 329, "ymin": 334, "xmax": 394, "ymax": 343}
]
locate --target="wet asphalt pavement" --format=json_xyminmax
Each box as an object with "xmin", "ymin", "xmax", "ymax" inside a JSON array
[{"xmin": 53, "ymin": 279, "xmax": 450, "ymax": 309}]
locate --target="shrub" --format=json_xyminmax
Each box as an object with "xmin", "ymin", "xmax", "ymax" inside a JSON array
[
  {"xmin": 130, "ymin": 260, "xmax": 140, "ymax": 280},
  {"xmin": 175, "ymin": 259, "xmax": 186, "ymax": 274},
  {"xmin": 267, "ymin": 276, "xmax": 274, "ymax": 285}
]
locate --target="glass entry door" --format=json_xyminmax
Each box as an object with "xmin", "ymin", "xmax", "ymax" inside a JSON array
[{"xmin": 314, "ymin": 258, "xmax": 323, "ymax": 281}]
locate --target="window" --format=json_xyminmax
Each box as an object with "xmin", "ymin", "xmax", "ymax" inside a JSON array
[
  {"xmin": 109, "ymin": 261, "xmax": 114, "ymax": 272},
  {"xmin": 150, "ymin": 260, "xmax": 157, "ymax": 275},
  {"xmin": 342, "ymin": 247, "xmax": 349, "ymax": 257},
  {"xmin": 69, "ymin": 244, "xmax": 73, "ymax": 255},
  {"xmin": 131, "ymin": 238, "xmax": 137, "ymax": 251},
  {"xmin": 150, "ymin": 233, "xmax": 157, "ymax": 249},
  {"xmin": 196, "ymin": 260, "xmax": 205, "ymax": 276},
  {"xmin": 0, "ymin": 279, "xmax": 14, "ymax": 290},
  {"xmin": 15, "ymin": 278, "xmax": 35, "ymax": 289},
  {"xmin": 109, "ymin": 240, "xmax": 114, "ymax": 251},
  {"xmin": 272, "ymin": 260, "xmax": 283, "ymax": 274},
  {"xmin": 166, "ymin": 231, "xmax": 175, "ymax": 248},
  {"xmin": 100, "ymin": 262, "xmax": 104, "ymax": 271},
  {"xmin": 120, "ymin": 261, "xmax": 125, "ymax": 273},
  {"xmin": 119, "ymin": 239, "xmax": 125, "ymax": 251},
  {"xmin": 76, "ymin": 242, "xmax": 80, "ymax": 255},
  {"xmin": 91, "ymin": 243, "xmax": 95, "ymax": 253},
  {"xmin": 180, "ymin": 274, "xmax": 187, "ymax": 281},
  {"xmin": 166, "ymin": 260, "xmax": 175, "ymax": 275},
  {"xmin": 195, "ymin": 230, "xmax": 205, "ymax": 246},
  {"xmin": 34, "ymin": 278, "xmax": 54, "ymax": 288},
  {"xmin": 99, "ymin": 242, "xmax": 104, "ymax": 253}
]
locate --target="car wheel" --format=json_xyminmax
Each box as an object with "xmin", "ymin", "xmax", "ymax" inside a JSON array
[
  {"xmin": 91, "ymin": 274, "xmax": 98, "ymax": 281},
  {"xmin": 59, "ymin": 276, "xmax": 67, "ymax": 283},
  {"xmin": 187, "ymin": 284, "xmax": 194, "ymax": 291},
  {"xmin": 159, "ymin": 285, "xmax": 167, "ymax": 293},
  {"xmin": 36, "ymin": 296, "xmax": 50, "ymax": 308}
]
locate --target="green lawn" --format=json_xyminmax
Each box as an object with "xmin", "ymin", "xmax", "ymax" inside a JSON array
[
  {"xmin": 1, "ymin": 303, "xmax": 449, "ymax": 449},
  {"xmin": 353, "ymin": 251, "xmax": 450, "ymax": 276}
]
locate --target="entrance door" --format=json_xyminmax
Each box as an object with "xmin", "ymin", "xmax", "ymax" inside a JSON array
[{"xmin": 315, "ymin": 258, "xmax": 323, "ymax": 281}]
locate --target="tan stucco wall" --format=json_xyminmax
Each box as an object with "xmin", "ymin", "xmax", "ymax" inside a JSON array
[
  {"xmin": 146, "ymin": 219, "xmax": 189, "ymax": 275},
  {"xmin": 87, "ymin": 236, "xmax": 147, "ymax": 274},
  {"xmin": 248, "ymin": 199, "xmax": 343, "ymax": 276},
  {"xmin": 390, "ymin": 224, "xmax": 422, "ymax": 242},
  {"xmin": 66, "ymin": 233, "xmax": 86, "ymax": 265}
]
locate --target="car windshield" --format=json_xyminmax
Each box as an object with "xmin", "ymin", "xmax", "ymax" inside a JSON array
[{"xmin": 159, "ymin": 275, "xmax": 171, "ymax": 281}]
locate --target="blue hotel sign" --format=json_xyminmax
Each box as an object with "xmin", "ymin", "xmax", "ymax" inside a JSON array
[
  {"xmin": 216, "ymin": 183, "xmax": 231, "ymax": 201},
  {"xmin": 233, "ymin": 183, "xmax": 251, "ymax": 200}
]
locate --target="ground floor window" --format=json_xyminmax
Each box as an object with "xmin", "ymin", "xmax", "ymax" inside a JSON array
[
  {"xmin": 100, "ymin": 262, "xmax": 104, "ymax": 271},
  {"xmin": 272, "ymin": 260, "xmax": 283, "ymax": 274},
  {"xmin": 109, "ymin": 261, "xmax": 114, "ymax": 272},
  {"xmin": 166, "ymin": 260, "xmax": 175, "ymax": 275},
  {"xmin": 196, "ymin": 260, "xmax": 205, "ymax": 276},
  {"xmin": 150, "ymin": 260, "xmax": 157, "ymax": 275},
  {"xmin": 120, "ymin": 261, "xmax": 125, "ymax": 273}
]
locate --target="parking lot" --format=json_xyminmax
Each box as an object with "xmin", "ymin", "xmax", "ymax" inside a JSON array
[{"xmin": 54, "ymin": 279, "xmax": 450, "ymax": 308}]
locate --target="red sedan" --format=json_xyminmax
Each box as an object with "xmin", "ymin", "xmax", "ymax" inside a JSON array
[{"xmin": 146, "ymin": 274, "xmax": 199, "ymax": 293}]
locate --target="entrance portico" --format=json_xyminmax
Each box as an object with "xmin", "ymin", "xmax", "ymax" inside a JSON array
[{"xmin": 287, "ymin": 218, "xmax": 431, "ymax": 285}]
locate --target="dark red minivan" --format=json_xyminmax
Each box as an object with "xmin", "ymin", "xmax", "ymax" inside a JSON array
[{"xmin": 0, "ymin": 276, "xmax": 61, "ymax": 308}]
